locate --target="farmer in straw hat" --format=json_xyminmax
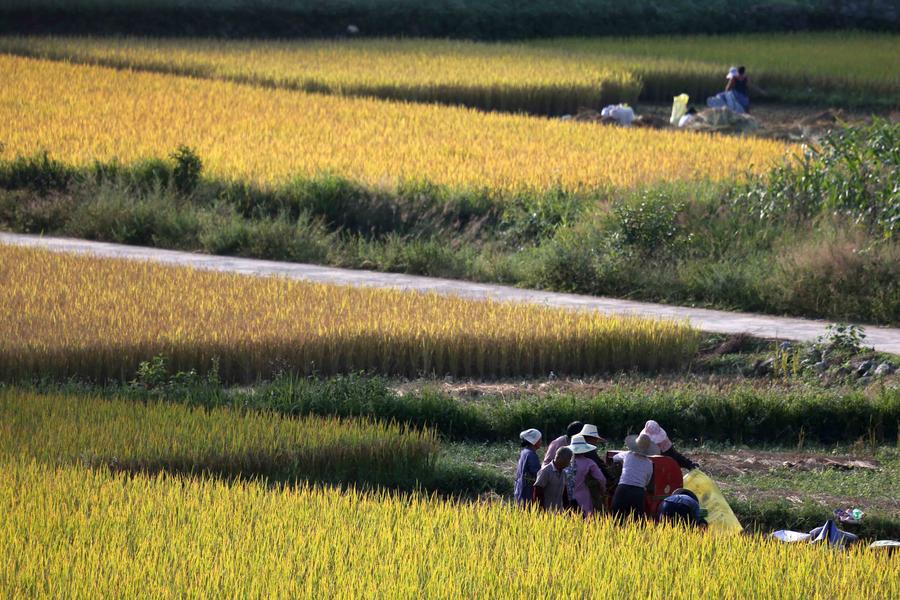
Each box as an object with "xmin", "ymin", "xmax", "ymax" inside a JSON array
[
  {"xmin": 514, "ymin": 428, "xmax": 542, "ymax": 504},
  {"xmin": 611, "ymin": 433, "xmax": 660, "ymax": 520},
  {"xmin": 566, "ymin": 434, "xmax": 608, "ymax": 517},
  {"xmin": 640, "ymin": 420, "xmax": 698, "ymax": 470},
  {"xmin": 577, "ymin": 424, "xmax": 612, "ymax": 469}
]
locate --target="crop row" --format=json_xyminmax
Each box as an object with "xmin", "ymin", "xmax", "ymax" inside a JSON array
[
  {"xmin": 2, "ymin": 458, "xmax": 896, "ymax": 598},
  {"xmin": 0, "ymin": 388, "xmax": 437, "ymax": 487},
  {"xmin": 0, "ymin": 245, "xmax": 700, "ymax": 381},
  {"xmin": 0, "ymin": 33, "xmax": 896, "ymax": 112},
  {"xmin": 0, "ymin": 54, "xmax": 790, "ymax": 195}
]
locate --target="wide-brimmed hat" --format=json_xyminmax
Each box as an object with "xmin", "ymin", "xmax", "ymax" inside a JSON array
[
  {"xmin": 625, "ymin": 433, "xmax": 661, "ymax": 457},
  {"xmin": 568, "ymin": 434, "xmax": 597, "ymax": 455},
  {"xmin": 640, "ymin": 420, "xmax": 670, "ymax": 446},
  {"xmin": 578, "ymin": 424, "xmax": 606, "ymax": 442},
  {"xmin": 520, "ymin": 428, "xmax": 542, "ymax": 445}
]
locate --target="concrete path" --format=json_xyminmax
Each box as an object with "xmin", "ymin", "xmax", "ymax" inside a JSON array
[{"xmin": 3, "ymin": 232, "xmax": 898, "ymax": 354}]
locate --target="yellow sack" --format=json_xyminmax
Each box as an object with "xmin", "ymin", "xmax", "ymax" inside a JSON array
[
  {"xmin": 670, "ymin": 93, "xmax": 689, "ymax": 125},
  {"xmin": 683, "ymin": 469, "xmax": 743, "ymax": 535}
]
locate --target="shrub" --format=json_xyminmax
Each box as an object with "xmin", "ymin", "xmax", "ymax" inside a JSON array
[{"xmin": 170, "ymin": 145, "xmax": 203, "ymax": 196}]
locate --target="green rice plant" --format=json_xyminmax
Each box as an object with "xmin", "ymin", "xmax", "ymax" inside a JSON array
[{"xmin": 0, "ymin": 388, "xmax": 438, "ymax": 487}]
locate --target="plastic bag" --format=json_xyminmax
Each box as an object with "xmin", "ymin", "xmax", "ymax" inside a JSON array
[
  {"xmin": 670, "ymin": 94, "xmax": 689, "ymax": 125},
  {"xmin": 601, "ymin": 104, "xmax": 635, "ymax": 126},
  {"xmin": 683, "ymin": 469, "xmax": 743, "ymax": 534}
]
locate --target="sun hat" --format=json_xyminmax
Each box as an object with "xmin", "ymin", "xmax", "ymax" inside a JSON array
[
  {"xmin": 578, "ymin": 424, "xmax": 606, "ymax": 442},
  {"xmin": 624, "ymin": 433, "xmax": 661, "ymax": 457},
  {"xmin": 726, "ymin": 67, "xmax": 739, "ymax": 79},
  {"xmin": 568, "ymin": 434, "xmax": 597, "ymax": 455},
  {"xmin": 520, "ymin": 428, "xmax": 542, "ymax": 446},
  {"xmin": 640, "ymin": 420, "xmax": 672, "ymax": 451}
]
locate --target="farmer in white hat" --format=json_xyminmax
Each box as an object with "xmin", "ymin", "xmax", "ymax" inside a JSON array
[
  {"xmin": 640, "ymin": 420, "xmax": 698, "ymax": 470},
  {"xmin": 566, "ymin": 434, "xmax": 607, "ymax": 517},
  {"xmin": 514, "ymin": 428, "xmax": 542, "ymax": 504},
  {"xmin": 577, "ymin": 423, "xmax": 614, "ymax": 481},
  {"xmin": 610, "ymin": 433, "xmax": 660, "ymax": 520}
]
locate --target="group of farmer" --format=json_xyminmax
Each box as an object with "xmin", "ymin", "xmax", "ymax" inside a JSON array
[{"xmin": 514, "ymin": 420, "xmax": 706, "ymax": 527}]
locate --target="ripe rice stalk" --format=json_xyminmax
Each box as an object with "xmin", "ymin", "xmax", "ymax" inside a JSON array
[
  {"xmin": 0, "ymin": 54, "xmax": 791, "ymax": 196},
  {"xmin": 0, "ymin": 244, "xmax": 701, "ymax": 381},
  {"xmin": 0, "ymin": 458, "xmax": 896, "ymax": 598}
]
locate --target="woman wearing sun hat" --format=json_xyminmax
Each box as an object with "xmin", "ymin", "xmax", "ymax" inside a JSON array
[
  {"xmin": 566, "ymin": 434, "xmax": 607, "ymax": 517},
  {"xmin": 514, "ymin": 428, "xmax": 542, "ymax": 504},
  {"xmin": 577, "ymin": 423, "xmax": 614, "ymax": 481},
  {"xmin": 611, "ymin": 433, "xmax": 660, "ymax": 520},
  {"xmin": 640, "ymin": 420, "xmax": 698, "ymax": 470}
]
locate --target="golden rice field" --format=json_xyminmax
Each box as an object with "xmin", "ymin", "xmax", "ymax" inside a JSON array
[
  {"xmin": 0, "ymin": 36, "xmax": 643, "ymax": 112},
  {"xmin": 0, "ymin": 245, "xmax": 700, "ymax": 380},
  {"xmin": 0, "ymin": 389, "xmax": 438, "ymax": 485},
  {"xmin": 0, "ymin": 33, "xmax": 896, "ymax": 112},
  {"xmin": 2, "ymin": 459, "xmax": 897, "ymax": 598},
  {"xmin": 0, "ymin": 54, "xmax": 791, "ymax": 195}
]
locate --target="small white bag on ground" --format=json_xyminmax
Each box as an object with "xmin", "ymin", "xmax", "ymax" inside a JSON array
[
  {"xmin": 600, "ymin": 103, "xmax": 635, "ymax": 126},
  {"xmin": 670, "ymin": 93, "xmax": 689, "ymax": 125}
]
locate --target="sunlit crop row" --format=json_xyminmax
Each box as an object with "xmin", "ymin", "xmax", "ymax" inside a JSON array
[
  {"xmin": 0, "ymin": 36, "xmax": 642, "ymax": 113},
  {"xmin": 0, "ymin": 33, "xmax": 895, "ymax": 112},
  {"xmin": 1, "ymin": 458, "xmax": 896, "ymax": 598},
  {"xmin": 0, "ymin": 245, "xmax": 700, "ymax": 381},
  {"xmin": 0, "ymin": 389, "xmax": 438, "ymax": 486},
  {"xmin": 0, "ymin": 54, "xmax": 790, "ymax": 194}
]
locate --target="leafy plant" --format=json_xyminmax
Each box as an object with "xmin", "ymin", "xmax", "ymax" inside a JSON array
[{"xmin": 170, "ymin": 145, "xmax": 202, "ymax": 195}]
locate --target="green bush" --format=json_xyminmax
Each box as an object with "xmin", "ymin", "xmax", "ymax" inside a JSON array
[
  {"xmin": 741, "ymin": 120, "xmax": 900, "ymax": 240},
  {"xmin": 170, "ymin": 145, "xmax": 203, "ymax": 196}
]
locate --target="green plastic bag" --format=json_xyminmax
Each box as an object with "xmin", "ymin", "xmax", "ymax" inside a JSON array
[{"xmin": 683, "ymin": 469, "xmax": 743, "ymax": 535}]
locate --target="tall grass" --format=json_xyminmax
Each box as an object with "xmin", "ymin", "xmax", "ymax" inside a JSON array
[
  {"xmin": 0, "ymin": 388, "xmax": 438, "ymax": 487},
  {"xmin": 0, "ymin": 245, "xmax": 700, "ymax": 381},
  {"xmin": 2, "ymin": 459, "xmax": 897, "ymax": 598}
]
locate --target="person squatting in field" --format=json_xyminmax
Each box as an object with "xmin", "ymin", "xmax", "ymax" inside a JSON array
[{"xmin": 707, "ymin": 66, "xmax": 751, "ymax": 113}]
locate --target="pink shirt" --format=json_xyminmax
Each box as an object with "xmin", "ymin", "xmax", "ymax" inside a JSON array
[
  {"xmin": 571, "ymin": 455, "xmax": 606, "ymax": 516},
  {"xmin": 542, "ymin": 435, "xmax": 568, "ymax": 466}
]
